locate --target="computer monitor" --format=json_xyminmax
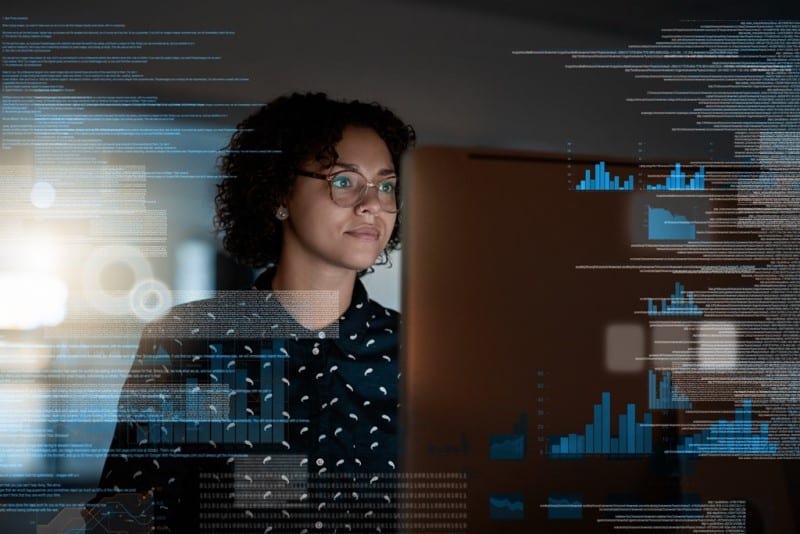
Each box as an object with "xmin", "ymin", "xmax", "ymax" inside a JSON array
[{"xmin": 399, "ymin": 146, "xmax": 795, "ymax": 532}]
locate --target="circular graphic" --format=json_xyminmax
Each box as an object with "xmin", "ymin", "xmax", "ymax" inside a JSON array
[
  {"xmin": 129, "ymin": 279, "xmax": 172, "ymax": 321},
  {"xmin": 81, "ymin": 245, "xmax": 153, "ymax": 315}
]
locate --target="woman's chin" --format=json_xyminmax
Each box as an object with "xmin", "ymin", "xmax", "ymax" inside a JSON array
[{"xmin": 342, "ymin": 253, "xmax": 382, "ymax": 273}]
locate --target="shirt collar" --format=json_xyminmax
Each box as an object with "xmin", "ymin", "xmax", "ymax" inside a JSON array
[{"xmin": 252, "ymin": 267, "xmax": 372, "ymax": 337}]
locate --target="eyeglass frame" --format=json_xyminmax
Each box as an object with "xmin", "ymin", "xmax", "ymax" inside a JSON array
[{"xmin": 294, "ymin": 167, "xmax": 401, "ymax": 213}]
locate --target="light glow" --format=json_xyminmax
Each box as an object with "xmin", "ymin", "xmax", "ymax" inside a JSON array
[{"xmin": 0, "ymin": 272, "xmax": 68, "ymax": 330}]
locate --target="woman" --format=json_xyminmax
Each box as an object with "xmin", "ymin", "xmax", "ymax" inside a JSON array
[{"xmin": 85, "ymin": 92, "xmax": 415, "ymax": 533}]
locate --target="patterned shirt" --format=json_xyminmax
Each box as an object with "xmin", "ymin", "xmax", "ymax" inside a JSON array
[{"xmin": 85, "ymin": 269, "xmax": 401, "ymax": 533}]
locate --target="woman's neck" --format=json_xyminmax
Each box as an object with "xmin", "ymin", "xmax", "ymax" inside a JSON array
[{"xmin": 271, "ymin": 259, "xmax": 356, "ymax": 331}]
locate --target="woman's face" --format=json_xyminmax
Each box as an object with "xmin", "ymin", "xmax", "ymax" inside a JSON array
[{"xmin": 280, "ymin": 125, "xmax": 398, "ymax": 274}]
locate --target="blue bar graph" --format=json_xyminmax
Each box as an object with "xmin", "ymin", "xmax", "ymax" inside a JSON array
[
  {"xmin": 585, "ymin": 424, "xmax": 594, "ymax": 454},
  {"xmin": 676, "ymin": 400, "xmax": 777, "ymax": 455},
  {"xmin": 222, "ymin": 353, "xmax": 236, "ymax": 444},
  {"xmin": 627, "ymin": 403, "xmax": 635, "ymax": 453},
  {"xmin": 647, "ymin": 163, "xmax": 705, "ymax": 191},
  {"xmin": 576, "ymin": 161, "xmax": 634, "ymax": 191},
  {"xmin": 549, "ymin": 392, "xmax": 653, "ymax": 457},
  {"xmin": 139, "ymin": 339, "xmax": 287, "ymax": 446},
  {"xmin": 235, "ymin": 368, "xmax": 247, "ymax": 442},
  {"xmin": 173, "ymin": 421, "xmax": 185, "ymax": 444},
  {"xmin": 263, "ymin": 339, "xmax": 286, "ymax": 443},
  {"xmin": 648, "ymin": 206, "xmax": 696, "ymax": 240},
  {"xmin": 648, "ymin": 282, "xmax": 703, "ymax": 316},
  {"xmin": 593, "ymin": 404, "xmax": 602, "ymax": 452},
  {"xmin": 211, "ymin": 408, "xmax": 222, "ymax": 443},
  {"xmin": 649, "ymin": 369, "xmax": 693, "ymax": 410},
  {"xmin": 601, "ymin": 392, "xmax": 611, "ymax": 453},
  {"xmin": 199, "ymin": 419, "xmax": 209, "ymax": 443},
  {"xmin": 186, "ymin": 421, "xmax": 198, "ymax": 443}
]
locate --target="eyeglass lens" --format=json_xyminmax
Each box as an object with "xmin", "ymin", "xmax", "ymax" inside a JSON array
[{"xmin": 330, "ymin": 172, "xmax": 399, "ymax": 212}]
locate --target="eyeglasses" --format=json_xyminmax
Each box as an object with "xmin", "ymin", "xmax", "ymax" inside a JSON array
[{"xmin": 295, "ymin": 167, "xmax": 400, "ymax": 213}]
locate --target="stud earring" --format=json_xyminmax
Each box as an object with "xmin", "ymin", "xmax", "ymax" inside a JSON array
[{"xmin": 275, "ymin": 206, "xmax": 289, "ymax": 220}]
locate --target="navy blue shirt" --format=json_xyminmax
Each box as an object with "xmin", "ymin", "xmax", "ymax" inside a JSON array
[{"xmin": 85, "ymin": 269, "xmax": 400, "ymax": 532}]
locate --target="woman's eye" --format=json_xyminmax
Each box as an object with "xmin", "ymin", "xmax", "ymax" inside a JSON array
[
  {"xmin": 378, "ymin": 181, "xmax": 396, "ymax": 193},
  {"xmin": 331, "ymin": 175, "xmax": 353, "ymax": 189}
]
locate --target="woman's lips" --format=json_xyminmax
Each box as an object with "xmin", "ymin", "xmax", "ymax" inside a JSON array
[{"xmin": 345, "ymin": 226, "xmax": 380, "ymax": 241}]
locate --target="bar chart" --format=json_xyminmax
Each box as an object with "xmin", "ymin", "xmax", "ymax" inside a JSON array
[
  {"xmin": 649, "ymin": 369, "xmax": 693, "ymax": 410},
  {"xmin": 676, "ymin": 400, "xmax": 777, "ymax": 455},
  {"xmin": 647, "ymin": 282, "xmax": 703, "ymax": 317},
  {"xmin": 136, "ymin": 340, "xmax": 287, "ymax": 446},
  {"xmin": 576, "ymin": 161, "xmax": 634, "ymax": 191},
  {"xmin": 646, "ymin": 163, "xmax": 705, "ymax": 191},
  {"xmin": 548, "ymin": 392, "xmax": 653, "ymax": 457}
]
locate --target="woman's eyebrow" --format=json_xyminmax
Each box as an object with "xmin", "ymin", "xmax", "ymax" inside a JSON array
[{"xmin": 332, "ymin": 161, "xmax": 396, "ymax": 176}]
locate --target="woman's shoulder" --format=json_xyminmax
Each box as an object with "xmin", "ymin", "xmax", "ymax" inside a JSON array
[
  {"xmin": 141, "ymin": 290, "xmax": 306, "ymax": 340},
  {"xmin": 140, "ymin": 295, "xmax": 231, "ymax": 339}
]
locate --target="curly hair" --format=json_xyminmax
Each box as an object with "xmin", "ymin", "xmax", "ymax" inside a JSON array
[{"xmin": 215, "ymin": 92, "xmax": 416, "ymax": 273}]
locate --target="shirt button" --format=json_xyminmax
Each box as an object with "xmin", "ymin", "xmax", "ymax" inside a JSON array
[{"xmin": 316, "ymin": 458, "xmax": 324, "ymax": 466}]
